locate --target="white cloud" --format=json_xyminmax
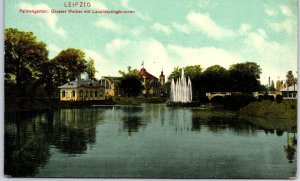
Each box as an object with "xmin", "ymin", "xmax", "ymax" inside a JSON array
[
  {"xmin": 131, "ymin": 27, "xmax": 143, "ymax": 36},
  {"xmin": 94, "ymin": 17, "xmax": 123, "ymax": 31},
  {"xmin": 153, "ymin": 23, "xmax": 172, "ymax": 35},
  {"xmin": 186, "ymin": 11, "xmax": 235, "ymax": 39},
  {"xmin": 120, "ymin": 0, "xmax": 128, "ymax": 8},
  {"xmin": 280, "ymin": 5, "xmax": 292, "ymax": 17},
  {"xmin": 243, "ymin": 28, "xmax": 297, "ymax": 84},
  {"xmin": 136, "ymin": 12, "xmax": 151, "ymax": 21},
  {"xmin": 84, "ymin": 49, "xmax": 107, "ymax": 63},
  {"xmin": 90, "ymin": 0, "xmax": 107, "ymax": 9},
  {"xmin": 84, "ymin": 49, "xmax": 107, "ymax": 78},
  {"xmin": 19, "ymin": 2, "xmax": 66, "ymax": 37},
  {"xmin": 48, "ymin": 43, "xmax": 61, "ymax": 58},
  {"xmin": 239, "ymin": 24, "xmax": 252, "ymax": 35},
  {"xmin": 265, "ymin": 8, "xmax": 277, "ymax": 16},
  {"xmin": 269, "ymin": 19, "xmax": 294, "ymax": 34},
  {"xmin": 172, "ymin": 23, "xmax": 190, "ymax": 35},
  {"xmin": 167, "ymin": 44, "xmax": 241, "ymax": 69},
  {"xmin": 96, "ymin": 38, "xmax": 244, "ymax": 79},
  {"xmin": 106, "ymin": 38, "xmax": 130, "ymax": 54}
]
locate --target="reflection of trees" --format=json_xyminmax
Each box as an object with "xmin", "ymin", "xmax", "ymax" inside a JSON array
[
  {"xmin": 246, "ymin": 117, "xmax": 297, "ymax": 135},
  {"xmin": 5, "ymin": 108, "xmax": 104, "ymax": 177},
  {"xmin": 51, "ymin": 109, "xmax": 103, "ymax": 154},
  {"xmin": 122, "ymin": 115, "xmax": 145, "ymax": 136},
  {"xmin": 284, "ymin": 133, "xmax": 297, "ymax": 163},
  {"xmin": 191, "ymin": 114, "xmax": 201, "ymax": 131},
  {"xmin": 5, "ymin": 112, "xmax": 51, "ymax": 177}
]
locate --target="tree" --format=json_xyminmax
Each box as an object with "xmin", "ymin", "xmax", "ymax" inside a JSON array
[
  {"xmin": 86, "ymin": 58, "xmax": 97, "ymax": 81},
  {"xmin": 228, "ymin": 62, "xmax": 262, "ymax": 92},
  {"xmin": 52, "ymin": 48, "xmax": 87, "ymax": 84},
  {"xmin": 202, "ymin": 65, "xmax": 229, "ymax": 92},
  {"xmin": 119, "ymin": 67, "xmax": 143, "ymax": 97},
  {"xmin": 286, "ymin": 71, "xmax": 297, "ymax": 91},
  {"xmin": 5, "ymin": 28, "xmax": 48, "ymax": 91}
]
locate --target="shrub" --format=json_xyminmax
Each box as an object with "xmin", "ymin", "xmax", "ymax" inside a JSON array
[
  {"xmin": 269, "ymin": 96, "xmax": 275, "ymax": 102},
  {"xmin": 257, "ymin": 95, "xmax": 262, "ymax": 102},
  {"xmin": 276, "ymin": 95, "xmax": 283, "ymax": 103}
]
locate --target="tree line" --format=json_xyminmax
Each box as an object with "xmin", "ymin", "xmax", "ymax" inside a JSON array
[
  {"xmin": 5, "ymin": 28, "xmax": 97, "ymax": 98},
  {"xmin": 5, "ymin": 28, "xmax": 297, "ymax": 100}
]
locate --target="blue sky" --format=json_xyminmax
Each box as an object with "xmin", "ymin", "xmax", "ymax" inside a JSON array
[{"xmin": 5, "ymin": 0, "xmax": 298, "ymax": 84}]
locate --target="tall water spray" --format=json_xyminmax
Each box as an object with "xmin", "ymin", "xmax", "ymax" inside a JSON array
[{"xmin": 170, "ymin": 69, "xmax": 192, "ymax": 103}]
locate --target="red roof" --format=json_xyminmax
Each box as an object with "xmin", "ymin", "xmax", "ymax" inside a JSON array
[{"xmin": 138, "ymin": 68, "xmax": 158, "ymax": 80}]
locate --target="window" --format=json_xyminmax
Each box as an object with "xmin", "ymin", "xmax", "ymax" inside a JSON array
[
  {"xmin": 90, "ymin": 90, "xmax": 93, "ymax": 97},
  {"xmin": 62, "ymin": 90, "xmax": 66, "ymax": 97},
  {"xmin": 80, "ymin": 90, "xmax": 83, "ymax": 97},
  {"xmin": 72, "ymin": 90, "xmax": 75, "ymax": 97},
  {"xmin": 95, "ymin": 91, "xmax": 98, "ymax": 97}
]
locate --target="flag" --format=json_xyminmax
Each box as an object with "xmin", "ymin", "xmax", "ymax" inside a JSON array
[{"xmin": 141, "ymin": 61, "xmax": 144, "ymax": 66}]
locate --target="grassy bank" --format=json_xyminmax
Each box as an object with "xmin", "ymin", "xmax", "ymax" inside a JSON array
[
  {"xmin": 240, "ymin": 99, "xmax": 297, "ymax": 119},
  {"xmin": 113, "ymin": 96, "xmax": 167, "ymax": 105},
  {"xmin": 5, "ymin": 96, "xmax": 167, "ymax": 112}
]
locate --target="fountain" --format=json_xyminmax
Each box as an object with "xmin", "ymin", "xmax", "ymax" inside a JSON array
[{"xmin": 167, "ymin": 69, "xmax": 198, "ymax": 107}]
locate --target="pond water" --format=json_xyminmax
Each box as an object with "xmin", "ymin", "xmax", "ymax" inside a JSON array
[{"xmin": 4, "ymin": 104, "xmax": 297, "ymax": 178}]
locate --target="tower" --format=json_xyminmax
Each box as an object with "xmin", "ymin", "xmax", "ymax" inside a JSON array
[{"xmin": 159, "ymin": 70, "xmax": 165, "ymax": 86}]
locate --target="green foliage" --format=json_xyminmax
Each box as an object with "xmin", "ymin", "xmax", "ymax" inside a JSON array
[
  {"xmin": 118, "ymin": 66, "xmax": 139, "ymax": 77},
  {"xmin": 276, "ymin": 95, "xmax": 283, "ymax": 103},
  {"xmin": 52, "ymin": 48, "xmax": 87, "ymax": 84},
  {"xmin": 118, "ymin": 67, "xmax": 143, "ymax": 97},
  {"xmin": 223, "ymin": 94, "xmax": 255, "ymax": 110},
  {"xmin": 286, "ymin": 71, "xmax": 297, "ymax": 88},
  {"xmin": 86, "ymin": 58, "xmax": 97, "ymax": 81},
  {"xmin": 5, "ymin": 28, "xmax": 48, "ymax": 91},
  {"xmin": 229, "ymin": 62, "xmax": 262, "ymax": 92},
  {"xmin": 202, "ymin": 65, "xmax": 229, "ymax": 92}
]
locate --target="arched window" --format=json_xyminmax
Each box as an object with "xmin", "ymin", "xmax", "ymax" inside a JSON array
[
  {"xmin": 62, "ymin": 90, "xmax": 66, "ymax": 97},
  {"xmin": 90, "ymin": 90, "xmax": 93, "ymax": 97},
  {"xmin": 95, "ymin": 91, "xmax": 98, "ymax": 97},
  {"xmin": 79, "ymin": 90, "xmax": 83, "ymax": 97},
  {"xmin": 72, "ymin": 90, "xmax": 75, "ymax": 97}
]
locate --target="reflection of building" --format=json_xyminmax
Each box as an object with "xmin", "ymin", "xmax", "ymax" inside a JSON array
[
  {"xmin": 58, "ymin": 80, "xmax": 105, "ymax": 101},
  {"xmin": 99, "ymin": 76, "xmax": 121, "ymax": 97},
  {"xmin": 284, "ymin": 132, "xmax": 297, "ymax": 163},
  {"xmin": 280, "ymin": 84, "xmax": 297, "ymax": 99},
  {"xmin": 138, "ymin": 68, "xmax": 165, "ymax": 96}
]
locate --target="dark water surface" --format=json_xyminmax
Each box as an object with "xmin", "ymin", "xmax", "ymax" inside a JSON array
[{"xmin": 5, "ymin": 104, "xmax": 297, "ymax": 178}]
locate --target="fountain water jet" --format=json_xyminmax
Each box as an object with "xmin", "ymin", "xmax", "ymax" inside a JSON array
[{"xmin": 170, "ymin": 69, "xmax": 192, "ymax": 103}]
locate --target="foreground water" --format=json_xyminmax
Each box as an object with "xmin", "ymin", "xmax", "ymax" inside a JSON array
[{"xmin": 5, "ymin": 104, "xmax": 297, "ymax": 178}]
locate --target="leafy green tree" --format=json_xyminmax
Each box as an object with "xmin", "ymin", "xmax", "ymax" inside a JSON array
[
  {"xmin": 86, "ymin": 58, "xmax": 97, "ymax": 81},
  {"xmin": 286, "ymin": 71, "xmax": 297, "ymax": 91},
  {"xmin": 228, "ymin": 62, "xmax": 262, "ymax": 92},
  {"xmin": 119, "ymin": 66, "xmax": 142, "ymax": 97},
  {"xmin": 52, "ymin": 48, "xmax": 87, "ymax": 84},
  {"xmin": 4, "ymin": 28, "xmax": 48, "ymax": 92},
  {"xmin": 202, "ymin": 65, "xmax": 229, "ymax": 92},
  {"xmin": 39, "ymin": 60, "xmax": 57, "ymax": 97},
  {"xmin": 118, "ymin": 66, "xmax": 139, "ymax": 77}
]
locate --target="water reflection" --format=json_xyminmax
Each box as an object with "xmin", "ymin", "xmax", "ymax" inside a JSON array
[
  {"xmin": 122, "ymin": 116, "xmax": 146, "ymax": 135},
  {"xmin": 5, "ymin": 108, "xmax": 104, "ymax": 177},
  {"xmin": 4, "ymin": 105, "xmax": 297, "ymax": 178},
  {"xmin": 284, "ymin": 133, "xmax": 297, "ymax": 163},
  {"xmin": 5, "ymin": 113, "xmax": 51, "ymax": 177}
]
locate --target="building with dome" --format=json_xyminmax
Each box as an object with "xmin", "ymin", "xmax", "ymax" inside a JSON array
[{"xmin": 138, "ymin": 68, "xmax": 165, "ymax": 96}]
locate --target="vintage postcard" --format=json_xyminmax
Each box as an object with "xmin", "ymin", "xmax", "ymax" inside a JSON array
[{"xmin": 4, "ymin": 0, "xmax": 297, "ymax": 178}]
